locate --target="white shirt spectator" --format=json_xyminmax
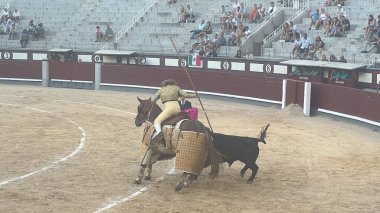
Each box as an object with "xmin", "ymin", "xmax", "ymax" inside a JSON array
[
  {"xmin": 1, "ymin": 9, "xmax": 9, "ymax": 17},
  {"xmin": 13, "ymin": 10, "xmax": 20, "ymax": 18},
  {"xmin": 300, "ymin": 37, "xmax": 311, "ymax": 49},
  {"xmin": 294, "ymin": 39, "xmax": 302, "ymax": 47}
]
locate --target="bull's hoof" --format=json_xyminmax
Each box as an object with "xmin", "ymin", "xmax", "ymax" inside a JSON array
[
  {"xmin": 144, "ymin": 175, "xmax": 151, "ymax": 180},
  {"xmin": 134, "ymin": 178, "xmax": 142, "ymax": 184},
  {"xmin": 174, "ymin": 183, "xmax": 183, "ymax": 191}
]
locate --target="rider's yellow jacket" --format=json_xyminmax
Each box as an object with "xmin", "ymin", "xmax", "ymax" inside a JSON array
[{"xmin": 153, "ymin": 85, "xmax": 196, "ymax": 104}]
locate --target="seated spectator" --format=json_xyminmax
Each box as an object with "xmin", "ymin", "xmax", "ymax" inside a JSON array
[
  {"xmin": 197, "ymin": 21, "xmax": 212, "ymax": 38},
  {"xmin": 1, "ymin": 8, "xmax": 9, "ymax": 24},
  {"xmin": 228, "ymin": 28, "xmax": 238, "ymax": 46},
  {"xmin": 224, "ymin": 15, "xmax": 237, "ymax": 34},
  {"xmin": 184, "ymin": 4, "xmax": 194, "ymax": 23},
  {"xmin": 281, "ymin": 22, "xmax": 291, "ymax": 42},
  {"xmin": 300, "ymin": 33, "xmax": 312, "ymax": 58},
  {"xmin": 215, "ymin": 31, "xmax": 227, "ymax": 48},
  {"xmin": 95, "ymin": 26, "xmax": 103, "ymax": 42},
  {"xmin": 315, "ymin": 8, "xmax": 329, "ymax": 30},
  {"xmin": 20, "ymin": 29, "xmax": 29, "ymax": 48},
  {"xmin": 167, "ymin": 0, "xmax": 177, "ymax": 7},
  {"xmin": 267, "ymin": 1, "xmax": 277, "ymax": 16},
  {"xmin": 336, "ymin": 4, "xmax": 347, "ymax": 19},
  {"xmin": 308, "ymin": 9, "xmax": 320, "ymax": 30},
  {"xmin": 310, "ymin": 36, "xmax": 324, "ymax": 54},
  {"xmin": 324, "ymin": 16, "xmax": 334, "ymax": 35},
  {"xmin": 338, "ymin": 55, "xmax": 347, "ymax": 62},
  {"xmin": 340, "ymin": 16, "xmax": 350, "ymax": 36},
  {"xmin": 249, "ymin": 4, "xmax": 258, "ymax": 23},
  {"xmin": 219, "ymin": 5, "xmax": 228, "ymax": 28},
  {"xmin": 28, "ymin": 19, "xmax": 36, "ymax": 36},
  {"xmin": 364, "ymin": 15, "xmax": 376, "ymax": 39},
  {"xmin": 289, "ymin": 21, "xmax": 299, "ymax": 41},
  {"xmin": 330, "ymin": 54, "xmax": 337, "ymax": 62},
  {"xmin": 257, "ymin": 4, "xmax": 265, "ymax": 22},
  {"xmin": 5, "ymin": 18, "xmax": 13, "ymax": 34},
  {"xmin": 235, "ymin": 22, "xmax": 244, "ymax": 46},
  {"xmin": 292, "ymin": 33, "xmax": 302, "ymax": 58},
  {"xmin": 321, "ymin": 55, "xmax": 328, "ymax": 61},
  {"xmin": 12, "ymin": 9, "xmax": 20, "ymax": 23},
  {"xmin": 104, "ymin": 24, "xmax": 114, "ymax": 42},
  {"xmin": 190, "ymin": 19, "xmax": 206, "ymax": 39},
  {"xmin": 330, "ymin": 17, "xmax": 342, "ymax": 37},
  {"xmin": 8, "ymin": 22, "xmax": 17, "ymax": 40},
  {"xmin": 237, "ymin": 3, "xmax": 248, "ymax": 22},
  {"xmin": 33, "ymin": 23, "xmax": 44, "ymax": 41}
]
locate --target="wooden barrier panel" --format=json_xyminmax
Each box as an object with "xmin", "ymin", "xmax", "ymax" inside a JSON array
[
  {"xmin": 311, "ymin": 83, "xmax": 380, "ymax": 123},
  {"xmin": 102, "ymin": 64, "xmax": 283, "ymax": 102},
  {"xmin": 286, "ymin": 80, "xmax": 304, "ymax": 107},
  {"xmin": 50, "ymin": 62, "xmax": 94, "ymax": 81},
  {"xmin": 0, "ymin": 61, "xmax": 42, "ymax": 79}
]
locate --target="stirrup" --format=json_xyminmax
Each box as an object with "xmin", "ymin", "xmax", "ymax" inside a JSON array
[{"xmin": 151, "ymin": 132, "xmax": 164, "ymax": 143}]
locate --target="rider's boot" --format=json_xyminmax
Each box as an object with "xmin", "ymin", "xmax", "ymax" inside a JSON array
[{"xmin": 151, "ymin": 123, "xmax": 164, "ymax": 143}]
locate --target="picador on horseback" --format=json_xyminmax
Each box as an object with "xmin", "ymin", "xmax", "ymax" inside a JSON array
[{"xmin": 151, "ymin": 79, "xmax": 196, "ymax": 143}]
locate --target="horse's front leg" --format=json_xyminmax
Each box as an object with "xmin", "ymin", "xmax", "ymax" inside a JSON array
[
  {"xmin": 144, "ymin": 164, "xmax": 153, "ymax": 180},
  {"xmin": 134, "ymin": 165, "xmax": 146, "ymax": 184}
]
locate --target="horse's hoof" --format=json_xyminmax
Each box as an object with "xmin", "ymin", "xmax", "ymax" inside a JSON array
[
  {"xmin": 247, "ymin": 180, "xmax": 253, "ymax": 184},
  {"xmin": 174, "ymin": 184, "xmax": 183, "ymax": 191},
  {"xmin": 183, "ymin": 181, "xmax": 189, "ymax": 188},
  {"xmin": 144, "ymin": 175, "xmax": 151, "ymax": 180},
  {"xmin": 134, "ymin": 178, "xmax": 142, "ymax": 184}
]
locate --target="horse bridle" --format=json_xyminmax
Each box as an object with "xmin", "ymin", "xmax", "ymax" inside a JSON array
[{"xmin": 136, "ymin": 102, "xmax": 154, "ymax": 126}]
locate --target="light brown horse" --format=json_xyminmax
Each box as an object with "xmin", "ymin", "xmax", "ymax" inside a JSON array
[{"xmin": 134, "ymin": 97, "xmax": 221, "ymax": 191}]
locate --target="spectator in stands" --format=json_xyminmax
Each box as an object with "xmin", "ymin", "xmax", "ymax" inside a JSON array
[
  {"xmin": 167, "ymin": 0, "xmax": 177, "ymax": 7},
  {"xmin": 215, "ymin": 31, "xmax": 227, "ymax": 48},
  {"xmin": 281, "ymin": 22, "xmax": 291, "ymax": 42},
  {"xmin": 228, "ymin": 28, "xmax": 238, "ymax": 46},
  {"xmin": 340, "ymin": 16, "xmax": 350, "ymax": 36},
  {"xmin": 330, "ymin": 16, "xmax": 342, "ymax": 37},
  {"xmin": 310, "ymin": 36, "xmax": 324, "ymax": 55},
  {"xmin": 28, "ymin": 19, "xmax": 36, "ymax": 37},
  {"xmin": 12, "ymin": 9, "xmax": 20, "ymax": 23},
  {"xmin": 33, "ymin": 23, "xmax": 44, "ymax": 41},
  {"xmin": 300, "ymin": 33, "xmax": 312, "ymax": 58},
  {"xmin": 8, "ymin": 22, "xmax": 17, "ymax": 40},
  {"xmin": 237, "ymin": 3, "xmax": 248, "ymax": 22},
  {"xmin": 338, "ymin": 55, "xmax": 347, "ymax": 62},
  {"xmin": 268, "ymin": 2, "xmax": 277, "ymax": 15},
  {"xmin": 324, "ymin": 16, "xmax": 334, "ymax": 35},
  {"xmin": 257, "ymin": 4, "xmax": 265, "ymax": 22},
  {"xmin": 185, "ymin": 3, "xmax": 194, "ymax": 23},
  {"xmin": 236, "ymin": 22, "xmax": 244, "ymax": 46},
  {"xmin": 335, "ymin": 4, "xmax": 347, "ymax": 19},
  {"xmin": 5, "ymin": 18, "xmax": 13, "ymax": 34},
  {"xmin": 20, "ymin": 29, "xmax": 29, "ymax": 48},
  {"xmin": 104, "ymin": 24, "xmax": 114, "ymax": 42},
  {"xmin": 292, "ymin": 33, "xmax": 301, "ymax": 58},
  {"xmin": 308, "ymin": 9, "xmax": 320, "ymax": 30},
  {"xmin": 190, "ymin": 19, "xmax": 206, "ymax": 39},
  {"xmin": 321, "ymin": 55, "xmax": 328, "ymax": 61},
  {"xmin": 330, "ymin": 54, "xmax": 337, "ymax": 62},
  {"xmin": 289, "ymin": 21, "xmax": 299, "ymax": 41},
  {"xmin": 1, "ymin": 8, "xmax": 9, "ymax": 24},
  {"xmin": 315, "ymin": 8, "xmax": 328, "ymax": 30},
  {"xmin": 249, "ymin": 4, "xmax": 258, "ymax": 23},
  {"xmin": 197, "ymin": 21, "xmax": 212, "ymax": 38},
  {"xmin": 95, "ymin": 26, "xmax": 103, "ymax": 42},
  {"xmin": 364, "ymin": 15, "xmax": 376, "ymax": 40}
]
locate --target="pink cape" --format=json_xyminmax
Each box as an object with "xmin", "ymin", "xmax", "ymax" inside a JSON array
[{"xmin": 183, "ymin": 107, "xmax": 198, "ymax": 120}]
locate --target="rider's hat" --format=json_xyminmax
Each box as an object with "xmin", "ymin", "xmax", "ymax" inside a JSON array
[{"xmin": 161, "ymin": 79, "xmax": 177, "ymax": 87}]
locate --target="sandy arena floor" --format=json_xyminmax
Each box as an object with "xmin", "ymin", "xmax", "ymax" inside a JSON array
[{"xmin": 0, "ymin": 84, "xmax": 379, "ymax": 213}]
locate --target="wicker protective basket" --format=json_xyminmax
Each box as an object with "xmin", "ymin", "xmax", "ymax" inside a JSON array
[{"xmin": 175, "ymin": 131, "xmax": 208, "ymax": 175}]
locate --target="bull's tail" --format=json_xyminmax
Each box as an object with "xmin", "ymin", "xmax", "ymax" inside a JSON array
[{"xmin": 258, "ymin": 124, "xmax": 270, "ymax": 144}]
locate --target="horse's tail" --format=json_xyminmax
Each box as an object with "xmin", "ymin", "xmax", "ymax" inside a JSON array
[
  {"xmin": 202, "ymin": 125, "xmax": 221, "ymax": 179},
  {"xmin": 258, "ymin": 124, "xmax": 270, "ymax": 144}
]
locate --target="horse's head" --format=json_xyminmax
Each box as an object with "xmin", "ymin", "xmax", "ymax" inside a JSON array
[{"xmin": 135, "ymin": 97, "xmax": 153, "ymax": 127}]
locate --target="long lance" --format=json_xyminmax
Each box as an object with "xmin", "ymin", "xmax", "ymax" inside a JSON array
[{"xmin": 169, "ymin": 37, "xmax": 214, "ymax": 132}]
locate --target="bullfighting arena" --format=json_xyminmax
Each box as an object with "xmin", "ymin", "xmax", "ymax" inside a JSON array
[{"xmin": 1, "ymin": 84, "xmax": 379, "ymax": 213}]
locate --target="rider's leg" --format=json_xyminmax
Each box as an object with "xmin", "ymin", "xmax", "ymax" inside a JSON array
[{"xmin": 152, "ymin": 101, "xmax": 180, "ymax": 141}]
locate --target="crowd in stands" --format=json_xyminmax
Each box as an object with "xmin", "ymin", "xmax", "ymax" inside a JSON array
[{"xmin": 1, "ymin": 7, "xmax": 46, "ymax": 48}]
